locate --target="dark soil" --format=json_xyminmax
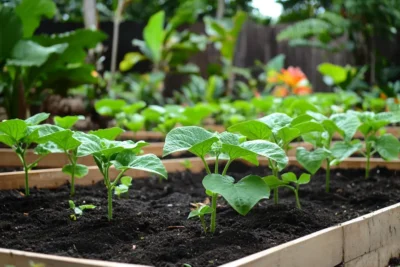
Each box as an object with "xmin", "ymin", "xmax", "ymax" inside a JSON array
[
  {"xmin": 389, "ymin": 258, "xmax": 400, "ymax": 267},
  {"xmin": 1, "ymin": 164, "xmax": 400, "ymax": 267}
]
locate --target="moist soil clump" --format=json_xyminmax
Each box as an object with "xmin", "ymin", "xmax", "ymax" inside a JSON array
[{"xmin": 1, "ymin": 164, "xmax": 399, "ymax": 267}]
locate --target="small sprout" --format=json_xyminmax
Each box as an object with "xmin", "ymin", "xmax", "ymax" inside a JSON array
[
  {"xmin": 114, "ymin": 176, "xmax": 132, "ymax": 198},
  {"xmin": 263, "ymin": 172, "xmax": 311, "ymax": 209},
  {"xmin": 181, "ymin": 159, "xmax": 192, "ymax": 170},
  {"xmin": 188, "ymin": 203, "xmax": 213, "ymax": 233},
  {"xmin": 69, "ymin": 200, "xmax": 96, "ymax": 221}
]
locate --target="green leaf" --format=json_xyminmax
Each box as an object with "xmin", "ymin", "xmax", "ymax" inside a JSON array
[
  {"xmin": 228, "ymin": 120, "xmax": 272, "ymax": 140},
  {"xmin": 143, "ymin": 11, "xmax": 165, "ymax": 63},
  {"xmin": 188, "ymin": 205, "xmax": 213, "ymax": 219},
  {"xmin": 262, "ymin": 175, "xmax": 288, "ymax": 189},
  {"xmin": 281, "ymin": 172, "xmax": 297, "ymax": 183},
  {"xmin": 322, "ymin": 119, "xmax": 344, "ymax": 137},
  {"xmin": 318, "ymin": 63, "xmax": 348, "ymax": 84},
  {"xmin": 331, "ymin": 141, "xmax": 362, "ymax": 162},
  {"xmin": 25, "ymin": 113, "xmax": 50, "ymax": 126},
  {"xmin": 376, "ymin": 134, "xmax": 400, "ymax": 160},
  {"xmin": 241, "ymin": 140, "xmax": 288, "ymax": 170},
  {"xmin": 0, "ymin": 6, "xmax": 23, "ymax": 61},
  {"xmin": 89, "ymin": 127, "xmax": 124, "ymax": 140},
  {"xmin": 292, "ymin": 121, "xmax": 324, "ymax": 135},
  {"xmin": 276, "ymin": 126, "xmax": 301, "ymax": 145},
  {"xmin": 119, "ymin": 52, "xmax": 146, "ymax": 72},
  {"xmin": 36, "ymin": 129, "xmax": 80, "ymax": 151},
  {"xmin": 259, "ymin": 113, "xmax": 292, "ymax": 132},
  {"xmin": 69, "ymin": 200, "xmax": 75, "ymax": 209},
  {"xmin": 124, "ymin": 114, "xmax": 145, "ymax": 132},
  {"xmin": 62, "ymin": 164, "xmax": 89, "ymax": 178},
  {"xmin": 331, "ymin": 113, "xmax": 360, "ymax": 141},
  {"xmin": 296, "ymin": 147, "xmax": 330, "ymax": 174},
  {"xmin": 54, "ymin": 115, "xmax": 84, "ymax": 129},
  {"xmin": 79, "ymin": 204, "xmax": 96, "ymax": 211},
  {"xmin": 298, "ymin": 173, "xmax": 311, "ymax": 185},
  {"xmin": 95, "ymin": 99, "xmax": 126, "ymax": 116},
  {"xmin": 0, "ymin": 119, "xmax": 27, "ymax": 145},
  {"xmin": 7, "ymin": 40, "xmax": 67, "ymax": 67},
  {"xmin": 203, "ymin": 174, "xmax": 269, "ymax": 216},
  {"xmin": 74, "ymin": 207, "xmax": 83, "ymax": 216},
  {"xmin": 120, "ymin": 176, "xmax": 132, "ymax": 186},
  {"xmin": 15, "ymin": 0, "xmax": 57, "ymax": 37},
  {"xmin": 163, "ymin": 126, "xmax": 217, "ymax": 157},
  {"xmin": 27, "ymin": 124, "xmax": 64, "ymax": 144},
  {"xmin": 113, "ymin": 150, "xmax": 167, "ymax": 179}
]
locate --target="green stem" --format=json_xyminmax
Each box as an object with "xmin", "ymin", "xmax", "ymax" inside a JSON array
[
  {"xmin": 365, "ymin": 143, "xmax": 371, "ymax": 179},
  {"xmin": 17, "ymin": 152, "xmax": 29, "ymax": 196},
  {"xmin": 272, "ymin": 166, "xmax": 279, "ymax": 205},
  {"xmin": 210, "ymin": 192, "xmax": 217, "ymax": 234},
  {"xmin": 325, "ymin": 159, "xmax": 330, "ymax": 193},
  {"xmin": 201, "ymin": 157, "xmax": 211, "ymax": 174},
  {"xmin": 67, "ymin": 153, "xmax": 76, "ymax": 197},
  {"xmin": 199, "ymin": 215, "xmax": 207, "ymax": 233},
  {"xmin": 294, "ymin": 189, "xmax": 301, "ymax": 209},
  {"xmin": 107, "ymin": 187, "xmax": 113, "ymax": 221},
  {"xmin": 215, "ymin": 154, "xmax": 219, "ymax": 174},
  {"xmin": 222, "ymin": 160, "xmax": 232, "ymax": 176}
]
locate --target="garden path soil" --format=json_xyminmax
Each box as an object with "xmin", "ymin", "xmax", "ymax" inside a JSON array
[{"xmin": 1, "ymin": 164, "xmax": 400, "ymax": 267}]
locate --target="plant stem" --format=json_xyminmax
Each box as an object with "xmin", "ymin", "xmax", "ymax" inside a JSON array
[
  {"xmin": 272, "ymin": 166, "xmax": 279, "ymax": 205},
  {"xmin": 210, "ymin": 193, "xmax": 217, "ymax": 234},
  {"xmin": 17, "ymin": 152, "xmax": 29, "ymax": 196},
  {"xmin": 365, "ymin": 142, "xmax": 371, "ymax": 179},
  {"xmin": 67, "ymin": 153, "xmax": 76, "ymax": 197},
  {"xmin": 199, "ymin": 215, "xmax": 207, "ymax": 233},
  {"xmin": 294, "ymin": 185, "xmax": 301, "ymax": 209},
  {"xmin": 201, "ymin": 157, "xmax": 211, "ymax": 174},
  {"xmin": 222, "ymin": 160, "xmax": 232, "ymax": 176},
  {"xmin": 214, "ymin": 154, "xmax": 219, "ymax": 174},
  {"xmin": 107, "ymin": 187, "xmax": 113, "ymax": 221},
  {"xmin": 325, "ymin": 159, "xmax": 330, "ymax": 193}
]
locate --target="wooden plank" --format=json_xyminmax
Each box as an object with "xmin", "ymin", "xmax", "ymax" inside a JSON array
[
  {"xmin": 342, "ymin": 203, "xmax": 400, "ymax": 266},
  {"xmin": 0, "ymin": 248, "xmax": 148, "ymax": 267},
  {"xmin": 219, "ymin": 226, "xmax": 343, "ymax": 267}
]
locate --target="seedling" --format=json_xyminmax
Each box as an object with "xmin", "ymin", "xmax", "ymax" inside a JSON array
[
  {"xmin": 350, "ymin": 111, "xmax": 400, "ymax": 178},
  {"xmin": 114, "ymin": 176, "xmax": 132, "ymax": 198},
  {"xmin": 228, "ymin": 113, "xmax": 322, "ymax": 204},
  {"xmin": 69, "ymin": 200, "xmax": 96, "ymax": 220},
  {"xmin": 188, "ymin": 203, "xmax": 213, "ymax": 233},
  {"xmin": 263, "ymin": 172, "xmax": 311, "ymax": 209},
  {"xmin": 74, "ymin": 129, "xmax": 167, "ymax": 221},
  {"xmin": 163, "ymin": 126, "xmax": 286, "ymax": 233},
  {"xmin": 0, "ymin": 113, "xmax": 62, "ymax": 196},
  {"xmin": 296, "ymin": 111, "xmax": 361, "ymax": 192},
  {"xmin": 37, "ymin": 116, "xmax": 87, "ymax": 196}
]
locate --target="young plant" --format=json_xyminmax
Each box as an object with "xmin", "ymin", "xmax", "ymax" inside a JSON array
[
  {"xmin": 296, "ymin": 111, "xmax": 361, "ymax": 192},
  {"xmin": 228, "ymin": 113, "xmax": 323, "ymax": 204},
  {"xmin": 263, "ymin": 172, "xmax": 311, "ymax": 209},
  {"xmin": 351, "ymin": 111, "xmax": 400, "ymax": 178},
  {"xmin": 188, "ymin": 203, "xmax": 213, "ymax": 233},
  {"xmin": 69, "ymin": 200, "xmax": 96, "ymax": 221},
  {"xmin": 73, "ymin": 128, "xmax": 167, "ymax": 221},
  {"xmin": 163, "ymin": 126, "xmax": 287, "ymax": 233},
  {"xmin": 0, "ymin": 113, "xmax": 62, "ymax": 196},
  {"xmin": 37, "ymin": 115, "xmax": 87, "ymax": 196}
]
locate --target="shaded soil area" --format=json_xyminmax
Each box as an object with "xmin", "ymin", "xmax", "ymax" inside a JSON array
[
  {"xmin": 1, "ymin": 164, "xmax": 400, "ymax": 267},
  {"xmin": 389, "ymin": 258, "xmax": 400, "ymax": 266}
]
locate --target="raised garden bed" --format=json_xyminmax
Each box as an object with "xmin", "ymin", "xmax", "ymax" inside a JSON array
[{"xmin": 1, "ymin": 157, "xmax": 399, "ymax": 267}]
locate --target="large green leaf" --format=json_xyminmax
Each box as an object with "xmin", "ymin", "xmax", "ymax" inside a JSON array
[
  {"xmin": 228, "ymin": 120, "xmax": 272, "ymax": 140},
  {"xmin": 376, "ymin": 134, "xmax": 400, "ymax": 160},
  {"xmin": 241, "ymin": 140, "xmax": 288, "ymax": 170},
  {"xmin": 0, "ymin": 6, "xmax": 23, "ymax": 61},
  {"xmin": 95, "ymin": 99, "xmax": 126, "ymax": 116},
  {"xmin": 276, "ymin": 126, "xmax": 301, "ymax": 145},
  {"xmin": 37, "ymin": 129, "xmax": 80, "ymax": 151},
  {"xmin": 7, "ymin": 40, "xmax": 68, "ymax": 67},
  {"xmin": 15, "ymin": 0, "xmax": 57, "ymax": 38},
  {"xmin": 203, "ymin": 174, "xmax": 269, "ymax": 215},
  {"xmin": 143, "ymin": 11, "xmax": 165, "ymax": 63},
  {"xmin": 331, "ymin": 141, "xmax": 362, "ymax": 162},
  {"xmin": 25, "ymin": 113, "xmax": 50, "ymax": 125},
  {"xmin": 113, "ymin": 150, "xmax": 167, "ymax": 179},
  {"xmin": 330, "ymin": 113, "xmax": 360, "ymax": 141},
  {"xmin": 89, "ymin": 127, "xmax": 124, "ymax": 140},
  {"xmin": 0, "ymin": 119, "xmax": 27, "ymax": 145},
  {"xmin": 119, "ymin": 52, "xmax": 146, "ymax": 72},
  {"xmin": 259, "ymin": 113, "xmax": 292, "ymax": 132},
  {"xmin": 163, "ymin": 126, "xmax": 217, "ymax": 157},
  {"xmin": 296, "ymin": 147, "xmax": 330, "ymax": 174},
  {"xmin": 318, "ymin": 63, "xmax": 348, "ymax": 85},
  {"xmin": 54, "ymin": 115, "xmax": 84, "ymax": 129},
  {"xmin": 62, "ymin": 164, "xmax": 88, "ymax": 178}
]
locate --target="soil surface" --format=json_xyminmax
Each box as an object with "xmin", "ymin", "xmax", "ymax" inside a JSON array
[
  {"xmin": 1, "ymin": 164, "xmax": 400, "ymax": 267},
  {"xmin": 389, "ymin": 258, "xmax": 400, "ymax": 266}
]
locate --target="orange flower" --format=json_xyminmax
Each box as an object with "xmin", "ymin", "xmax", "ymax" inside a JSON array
[
  {"xmin": 380, "ymin": 93, "xmax": 387, "ymax": 100},
  {"xmin": 254, "ymin": 91, "xmax": 261, "ymax": 98},
  {"xmin": 267, "ymin": 70, "xmax": 279, "ymax": 83},
  {"xmin": 273, "ymin": 86, "xmax": 289, "ymax": 97},
  {"xmin": 293, "ymin": 86, "xmax": 312, "ymax": 95},
  {"xmin": 91, "ymin": 70, "xmax": 99, "ymax": 78},
  {"xmin": 280, "ymin": 67, "xmax": 307, "ymax": 88}
]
